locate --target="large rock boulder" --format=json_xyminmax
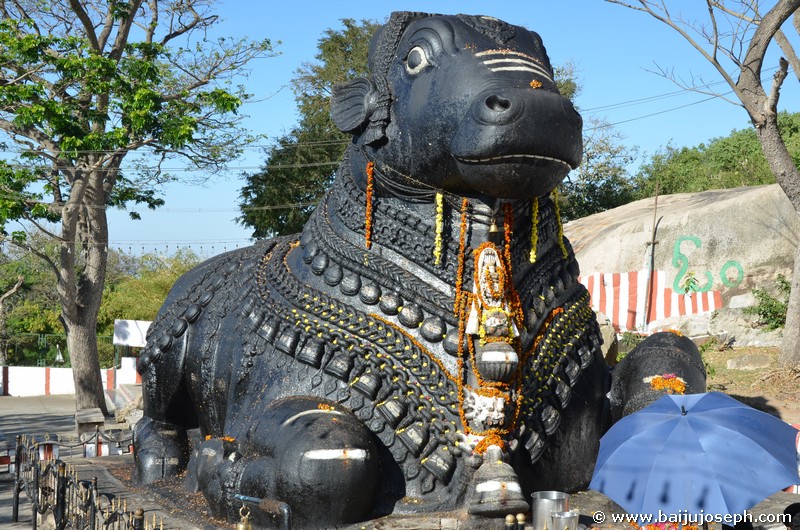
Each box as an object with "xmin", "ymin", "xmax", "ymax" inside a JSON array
[{"xmin": 564, "ymin": 184, "xmax": 798, "ymax": 345}]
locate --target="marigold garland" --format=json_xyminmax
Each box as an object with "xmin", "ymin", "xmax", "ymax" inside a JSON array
[
  {"xmin": 552, "ymin": 189, "xmax": 568, "ymax": 259},
  {"xmin": 454, "ymin": 198, "xmax": 469, "ymax": 316},
  {"xmin": 433, "ymin": 192, "xmax": 444, "ymax": 266},
  {"xmin": 474, "ymin": 433, "xmax": 506, "ymax": 455},
  {"xmin": 205, "ymin": 435, "xmax": 236, "ymax": 442},
  {"xmin": 529, "ymin": 197, "xmax": 539, "ymax": 263},
  {"xmin": 643, "ymin": 373, "xmax": 687, "ymax": 394},
  {"xmin": 365, "ymin": 161, "xmax": 375, "ymax": 250},
  {"xmin": 502, "ymin": 203, "xmax": 525, "ymax": 328}
]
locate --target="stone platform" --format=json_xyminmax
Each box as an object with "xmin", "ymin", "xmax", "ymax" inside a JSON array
[{"xmin": 1, "ymin": 394, "xmax": 797, "ymax": 529}]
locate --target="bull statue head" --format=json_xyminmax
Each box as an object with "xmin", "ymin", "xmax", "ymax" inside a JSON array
[{"xmin": 331, "ymin": 12, "xmax": 583, "ymax": 199}]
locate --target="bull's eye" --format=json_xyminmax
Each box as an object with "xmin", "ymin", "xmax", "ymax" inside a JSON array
[{"xmin": 405, "ymin": 46, "xmax": 430, "ymax": 75}]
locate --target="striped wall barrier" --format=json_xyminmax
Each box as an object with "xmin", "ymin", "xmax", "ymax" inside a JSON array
[
  {"xmin": 579, "ymin": 269, "xmax": 723, "ymax": 333},
  {"xmin": 0, "ymin": 357, "xmax": 141, "ymax": 397}
]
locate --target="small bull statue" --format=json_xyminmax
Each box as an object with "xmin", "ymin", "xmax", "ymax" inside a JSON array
[{"xmin": 134, "ymin": 12, "xmax": 705, "ymax": 529}]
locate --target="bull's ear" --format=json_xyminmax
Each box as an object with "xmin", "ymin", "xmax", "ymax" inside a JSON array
[{"xmin": 330, "ymin": 77, "xmax": 376, "ymax": 133}]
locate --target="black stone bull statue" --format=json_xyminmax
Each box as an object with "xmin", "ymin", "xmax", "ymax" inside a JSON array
[{"xmin": 134, "ymin": 12, "xmax": 705, "ymax": 529}]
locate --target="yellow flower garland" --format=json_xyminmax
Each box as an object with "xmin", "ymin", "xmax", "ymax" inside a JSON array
[
  {"xmin": 529, "ymin": 197, "xmax": 539, "ymax": 263},
  {"xmin": 552, "ymin": 189, "xmax": 568, "ymax": 259},
  {"xmin": 433, "ymin": 192, "xmax": 444, "ymax": 266}
]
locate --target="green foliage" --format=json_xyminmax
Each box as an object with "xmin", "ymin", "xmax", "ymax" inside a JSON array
[
  {"xmin": 5, "ymin": 333, "xmax": 114, "ymax": 368},
  {"xmin": 558, "ymin": 117, "xmax": 638, "ymax": 221},
  {"xmin": 0, "ymin": 1, "xmax": 275, "ymax": 236},
  {"xmin": 0, "ymin": 243, "xmax": 197, "ymax": 366},
  {"xmin": 239, "ymin": 18, "xmax": 377, "ymax": 237},
  {"xmin": 744, "ymin": 274, "xmax": 791, "ymax": 330},
  {"xmin": 0, "ymin": 2, "xmax": 274, "ymax": 404},
  {"xmin": 680, "ymin": 271, "xmax": 700, "ymax": 294},
  {"xmin": 633, "ymin": 112, "xmax": 800, "ymax": 199},
  {"xmin": 697, "ymin": 338, "xmax": 718, "ymax": 378},
  {"xmin": 97, "ymin": 249, "xmax": 202, "ymax": 335}
]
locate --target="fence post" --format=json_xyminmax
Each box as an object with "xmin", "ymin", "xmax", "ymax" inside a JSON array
[
  {"xmin": 131, "ymin": 507, "xmax": 145, "ymax": 530},
  {"xmin": 54, "ymin": 461, "xmax": 67, "ymax": 530},
  {"xmin": 88, "ymin": 477, "xmax": 97, "ymax": 529},
  {"xmin": 11, "ymin": 435, "xmax": 21, "ymax": 522},
  {"xmin": 31, "ymin": 456, "xmax": 38, "ymax": 530}
]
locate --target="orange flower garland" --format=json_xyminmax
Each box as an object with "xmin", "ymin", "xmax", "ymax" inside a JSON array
[
  {"xmin": 502, "ymin": 203, "xmax": 525, "ymax": 328},
  {"xmin": 454, "ymin": 198, "xmax": 469, "ymax": 316},
  {"xmin": 643, "ymin": 373, "xmax": 687, "ymax": 394},
  {"xmin": 365, "ymin": 161, "xmax": 375, "ymax": 250}
]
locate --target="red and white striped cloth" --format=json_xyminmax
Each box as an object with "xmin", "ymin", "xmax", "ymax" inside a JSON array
[{"xmin": 578, "ymin": 269, "xmax": 723, "ymax": 333}]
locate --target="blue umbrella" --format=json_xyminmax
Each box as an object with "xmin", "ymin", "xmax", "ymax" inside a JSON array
[{"xmin": 589, "ymin": 392, "xmax": 800, "ymax": 518}]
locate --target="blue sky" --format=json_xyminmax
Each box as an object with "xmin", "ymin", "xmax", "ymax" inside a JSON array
[{"xmin": 105, "ymin": 1, "xmax": 799, "ymax": 255}]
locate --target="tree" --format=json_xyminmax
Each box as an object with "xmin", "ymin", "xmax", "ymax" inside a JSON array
[
  {"xmin": 608, "ymin": 0, "xmax": 800, "ymax": 365},
  {"xmin": 239, "ymin": 18, "xmax": 378, "ymax": 237},
  {"xmin": 98, "ymin": 249, "xmax": 201, "ymax": 335},
  {"xmin": 0, "ymin": 1, "xmax": 275, "ymax": 412},
  {"xmin": 559, "ymin": 116, "xmax": 639, "ymax": 221}
]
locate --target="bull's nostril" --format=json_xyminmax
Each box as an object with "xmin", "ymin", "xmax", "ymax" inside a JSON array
[{"xmin": 486, "ymin": 95, "xmax": 511, "ymax": 112}]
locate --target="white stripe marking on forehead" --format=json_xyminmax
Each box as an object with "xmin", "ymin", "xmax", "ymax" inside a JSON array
[
  {"xmin": 482, "ymin": 60, "xmax": 553, "ymax": 80},
  {"xmin": 487, "ymin": 65, "xmax": 553, "ymax": 80},
  {"xmin": 475, "ymin": 48, "xmax": 547, "ymax": 67}
]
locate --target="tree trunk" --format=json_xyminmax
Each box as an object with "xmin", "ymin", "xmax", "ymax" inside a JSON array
[
  {"xmin": 65, "ymin": 317, "xmax": 108, "ymax": 413},
  {"xmin": 781, "ymin": 246, "xmax": 800, "ymax": 366},
  {"xmin": 755, "ymin": 119, "xmax": 800, "ymax": 366},
  {"xmin": 58, "ymin": 174, "xmax": 110, "ymax": 414},
  {"xmin": 756, "ymin": 118, "xmax": 800, "ymax": 212}
]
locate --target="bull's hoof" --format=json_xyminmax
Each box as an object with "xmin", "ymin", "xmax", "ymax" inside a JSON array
[{"xmin": 133, "ymin": 416, "xmax": 190, "ymax": 483}]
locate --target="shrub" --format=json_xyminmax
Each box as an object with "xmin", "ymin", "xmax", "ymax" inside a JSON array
[{"xmin": 744, "ymin": 275, "xmax": 790, "ymax": 330}]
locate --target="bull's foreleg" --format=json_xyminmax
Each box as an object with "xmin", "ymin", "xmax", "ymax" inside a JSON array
[
  {"xmin": 133, "ymin": 333, "xmax": 197, "ymax": 483},
  {"xmin": 191, "ymin": 396, "xmax": 382, "ymax": 528},
  {"xmin": 133, "ymin": 415, "xmax": 191, "ymax": 483}
]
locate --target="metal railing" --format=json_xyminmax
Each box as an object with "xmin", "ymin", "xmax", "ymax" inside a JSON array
[{"xmin": 10, "ymin": 434, "xmax": 152, "ymax": 530}]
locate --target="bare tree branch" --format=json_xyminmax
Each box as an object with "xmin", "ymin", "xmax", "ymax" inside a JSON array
[
  {"xmin": 606, "ymin": 0, "xmax": 747, "ymax": 103},
  {"xmin": 0, "ymin": 275, "xmax": 24, "ymax": 307},
  {"xmin": 68, "ymin": 0, "xmax": 100, "ymax": 51},
  {"xmin": 765, "ymin": 57, "xmax": 789, "ymax": 117},
  {"xmin": 774, "ymin": 29, "xmax": 800, "ymax": 82}
]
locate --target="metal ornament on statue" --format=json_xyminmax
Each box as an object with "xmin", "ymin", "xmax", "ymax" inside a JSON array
[{"xmin": 236, "ymin": 507, "xmax": 252, "ymax": 530}]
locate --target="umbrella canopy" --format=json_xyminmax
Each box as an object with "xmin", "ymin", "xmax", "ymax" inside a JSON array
[{"xmin": 589, "ymin": 392, "xmax": 800, "ymax": 518}]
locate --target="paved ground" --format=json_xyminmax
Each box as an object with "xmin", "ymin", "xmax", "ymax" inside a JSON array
[
  {"xmin": 1, "ymin": 393, "xmax": 798, "ymax": 530},
  {"xmin": 0, "ymin": 393, "xmax": 218, "ymax": 530}
]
